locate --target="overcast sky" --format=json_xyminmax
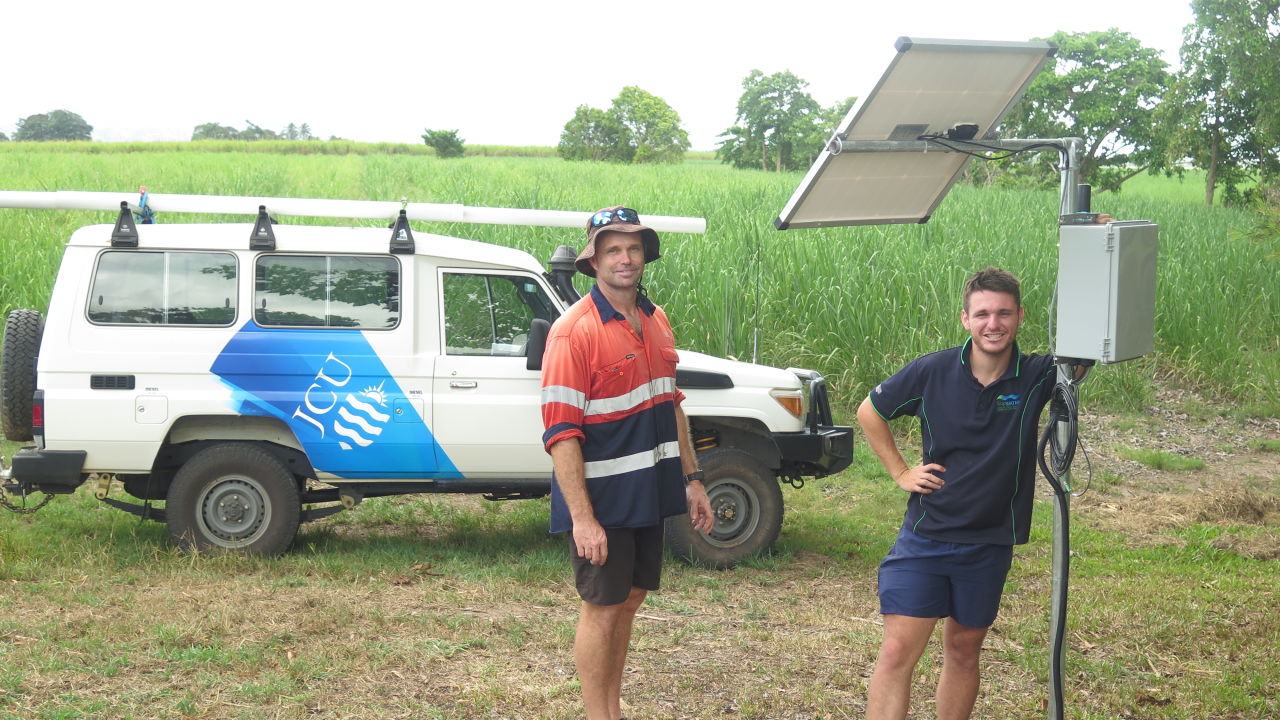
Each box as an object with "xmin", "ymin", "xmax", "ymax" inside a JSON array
[{"xmin": 2, "ymin": 0, "xmax": 1194, "ymax": 151}]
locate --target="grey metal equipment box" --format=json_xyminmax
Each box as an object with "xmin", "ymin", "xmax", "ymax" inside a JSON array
[{"xmin": 1055, "ymin": 221, "xmax": 1158, "ymax": 364}]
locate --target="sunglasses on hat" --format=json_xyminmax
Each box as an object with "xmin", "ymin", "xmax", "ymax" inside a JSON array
[{"xmin": 590, "ymin": 207, "xmax": 640, "ymax": 227}]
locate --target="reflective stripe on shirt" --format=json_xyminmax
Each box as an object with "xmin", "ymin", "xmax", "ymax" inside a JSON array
[
  {"xmin": 584, "ymin": 440, "xmax": 682, "ymax": 479},
  {"xmin": 541, "ymin": 384, "xmax": 586, "ymax": 410},
  {"xmin": 585, "ymin": 377, "xmax": 676, "ymax": 418}
]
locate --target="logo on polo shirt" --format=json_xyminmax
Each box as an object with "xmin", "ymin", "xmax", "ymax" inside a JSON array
[{"xmin": 996, "ymin": 393, "xmax": 1022, "ymax": 412}]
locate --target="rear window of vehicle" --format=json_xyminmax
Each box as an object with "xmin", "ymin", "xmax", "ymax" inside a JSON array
[
  {"xmin": 255, "ymin": 255, "xmax": 399, "ymax": 329},
  {"xmin": 88, "ymin": 251, "xmax": 237, "ymax": 325}
]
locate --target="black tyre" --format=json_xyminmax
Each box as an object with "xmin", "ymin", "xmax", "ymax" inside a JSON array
[
  {"xmin": 2, "ymin": 309, "xmax": 43, "ymax": 442},
  {"xmin": 665, "ymin": 447, "xmax": 784, "ymax": 569},
  {"xmin": 166, "ymin": 443, "xmax": 301, "ymax": 555}
]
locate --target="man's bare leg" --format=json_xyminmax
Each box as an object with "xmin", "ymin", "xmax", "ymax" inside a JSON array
[
  {"xmin": 576, "ymin": 587, "xmax": 647, "ymax": 720},
  {"xmin": 865, "ymin": 614, "xmax": 938, "ymax": 720},
  {"xmin": 935, "ymin": 618, "xmax": 988, "ymax": 720}
]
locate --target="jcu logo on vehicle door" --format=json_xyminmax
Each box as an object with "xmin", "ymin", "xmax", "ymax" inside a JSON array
[{"xmin": 210, "ymin": 322, "xmax": 460, "ymax": 479}]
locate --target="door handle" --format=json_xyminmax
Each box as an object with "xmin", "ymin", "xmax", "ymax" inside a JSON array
[{"xmin": 449, "ymin": 380, "xmax": 478, "ymax": 389}]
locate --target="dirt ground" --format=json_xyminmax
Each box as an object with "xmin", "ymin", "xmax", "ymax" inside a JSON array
[
  {"xmin": 3, "ymin": 385, "xmax": 1276, "ymax": 720},
  {"xmin": 1070, "ymin": 386, "xmax": 1280, "ymax": 559}
]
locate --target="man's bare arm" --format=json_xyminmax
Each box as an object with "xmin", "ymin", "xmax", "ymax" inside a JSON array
[
  {"xmin": 549, "ymin": 438, "xmax": 609, "ymax": 564},
  {"xmin": 675, "ymin": 406, "xmax": 713, "ymax": 534},
  {"xmin": 856, "ymin": 397, "xmax": 946, "ymax": 494}
]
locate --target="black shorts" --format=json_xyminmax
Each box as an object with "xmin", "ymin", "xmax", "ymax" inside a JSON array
[{"xmin": 569, "ymin": 524, "xmax": 664, "ymax": 606}]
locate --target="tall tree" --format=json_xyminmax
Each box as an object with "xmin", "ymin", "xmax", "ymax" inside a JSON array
[
  {"xmin": 609, "ymin": 86, "xmax": 690, "ymax": 164},
  {"xmin": 718, "ymin": 71, "xmax": 855, "ymax": 173},
  {"xmin": 1000, "ymin": 29, "xmax": 1169, "ymax": 193},
  {"xmin": 558, "ymin": 88, "xmax": 690, "ymax": 164},
  {"xmin": 238, "ymin": 121, "xmax": 278, "ymax": 141},
  {"xmin": 1167, "ymin": 0, "xmax": 1280, "ymax": 204},
  {"xmin": 422, "ymin": 129, "xmax": 466, "ymax": 158},
  {"xmin": 717, "ymin": 70, "xmax": 822, "ymax": 172},
  {"xmin": 192, "ymin": 122, "xmax": 240, "ymax": 140},
  {"xmin": 558, "ymin": 105, "xmax": 633, "ymax": 162},
  {"xmin": 13, "ymin": 110, "xmax": 93, "ymax": 141}
]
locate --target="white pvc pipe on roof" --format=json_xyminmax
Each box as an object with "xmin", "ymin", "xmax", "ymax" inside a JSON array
[{"xmin": 0, "ymin": 190, "xmax": 708, "ymax": 234}]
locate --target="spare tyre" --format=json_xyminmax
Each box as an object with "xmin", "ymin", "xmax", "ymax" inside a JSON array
[{"xmin": 2, "ymin": 309, "xmax": 43, "ymax": 441}]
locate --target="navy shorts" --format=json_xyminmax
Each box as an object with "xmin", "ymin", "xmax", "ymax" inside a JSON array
[
  {"xmin": 877, "ymin": 525, "xmax": 1014, "ymax": 628},
  {"xmin": 569, "ymin": 524, "xmax": 663, "ymax": 606}
]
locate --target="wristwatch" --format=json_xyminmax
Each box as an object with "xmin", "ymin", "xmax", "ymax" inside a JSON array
[{"xmin": 684, "ymin": 470, "xmax": 705, "ymax": 485}]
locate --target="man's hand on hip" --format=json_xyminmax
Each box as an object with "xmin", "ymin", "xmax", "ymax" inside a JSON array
[{"xmin": 894, "ymin": 463, "xmax": 947, "ymax": 494}]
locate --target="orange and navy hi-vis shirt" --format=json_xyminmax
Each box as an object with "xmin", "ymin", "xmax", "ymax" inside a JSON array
[{"xmin": 540, "ymin": 285, "xmax": 688, "ymax": 533}]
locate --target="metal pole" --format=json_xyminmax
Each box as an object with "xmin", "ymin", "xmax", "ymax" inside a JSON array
[
  {"xmin": 827, "ymin": 136, "xmax": 1084, "ymax": 218},
  {"xmin": 1057, "ymin": 138, "xmax": 1081, "ymax": 217},
  {"xmin": 828, "ymin": 138, "xmax": 1076, "ymax": 154},
  {"xmin": 1047, "ymin": 366, "xmax": 1075, "ymax": 720},
  {"xmin": 1048, "ymin": 484, "xmax": 1069, "ymax": 720},
  {"xmin": 1046, "ymin": 361, "xmax": 1086, "ymax": 720}
]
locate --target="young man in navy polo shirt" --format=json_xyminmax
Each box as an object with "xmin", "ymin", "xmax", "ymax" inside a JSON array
[{"xmin": 856, "ymin": 267, "xmax": 1057, "ymax": 720}]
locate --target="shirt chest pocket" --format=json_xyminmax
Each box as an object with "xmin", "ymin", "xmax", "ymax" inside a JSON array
[
  {"xmin": 658, "ymin": 346, "xmax": 679, "ymax": 373},
  {"xmin": 592, "ymin": 353, "xmax": 640, "ymax": 397}
]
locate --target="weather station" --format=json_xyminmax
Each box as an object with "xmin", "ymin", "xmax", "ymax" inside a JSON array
[{"xmin": 776, "ymin": 37, "xmax": 1159, "ymax": 720}]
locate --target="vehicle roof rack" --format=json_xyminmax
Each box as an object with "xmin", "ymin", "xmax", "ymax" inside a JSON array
[
  {"xmin": 388, "ymin": 209, "xmax": 415, "ymax": 254},
  {"xmin": 110, "ymin": 201, "xmax": 139, "ymax": 247},
  {"xmin": 249, "ymin": 206, "xmax": 276, "ymax": 250}
]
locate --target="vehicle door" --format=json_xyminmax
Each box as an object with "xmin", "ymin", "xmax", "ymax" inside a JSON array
[{"xmin": 431, "ymin": 269, "xmax": 560, "ymax": 477}]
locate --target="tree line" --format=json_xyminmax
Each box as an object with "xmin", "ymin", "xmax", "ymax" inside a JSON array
[
  {"xmin": 0, "ymin": 115, "xmax": 324, "ymax": 143},
  {"xmin": 191, "ymin": 121, "xmax": 321, "ymax": 141},
  {"xmin": 996, "ymin": 2, "xmax": 1279, "ymax": 206},
  {"xmin": 552, "ymin": 1, "xmax": 1278, "ymax": 207}
]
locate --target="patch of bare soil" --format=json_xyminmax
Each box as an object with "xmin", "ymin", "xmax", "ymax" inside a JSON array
[{"xmin": 1067, "ymin": 385, "xmax": 1280, "ymax": 558}]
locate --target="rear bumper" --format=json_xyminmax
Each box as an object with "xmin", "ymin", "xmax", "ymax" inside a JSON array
[{"xmin": 9, "ymin": 449, "xmax": 87, "ymax": 494}]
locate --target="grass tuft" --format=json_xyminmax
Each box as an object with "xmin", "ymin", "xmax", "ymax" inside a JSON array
[{"xmin": 1114, "ymin": 445, "xmax": 1209, "ymax": 471}]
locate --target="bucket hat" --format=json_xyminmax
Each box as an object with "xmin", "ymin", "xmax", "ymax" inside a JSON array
[{"xmin": 575, "ymin": 206, "xmax": 661, "ymax": 277}]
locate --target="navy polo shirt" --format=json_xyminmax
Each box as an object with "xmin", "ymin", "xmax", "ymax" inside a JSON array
[{"xmin": 867, "ymin": 339, "xmax": 1056, "ymax": 546}]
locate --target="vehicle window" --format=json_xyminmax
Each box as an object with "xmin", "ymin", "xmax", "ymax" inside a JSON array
[
  {"xmin": 255, "ymin": 255, "xmax": 399, "ymax": 328},
  {"xmin": 88, "ymin": 251, "xmax": 237, "ymax": 325},
  {"xmin": 443, "ymin": 273, "xmax": 558, "ymax": 356}
]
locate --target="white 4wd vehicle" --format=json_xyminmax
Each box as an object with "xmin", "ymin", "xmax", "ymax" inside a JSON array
[{"xmin": 1, "ymin": 192, "xmax": 851, "ymax": 567}]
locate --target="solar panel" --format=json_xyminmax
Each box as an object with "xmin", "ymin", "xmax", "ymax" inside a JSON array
[{"xmin": 775, "ymin": 37, "xmax": 1057, "ymax": 229}]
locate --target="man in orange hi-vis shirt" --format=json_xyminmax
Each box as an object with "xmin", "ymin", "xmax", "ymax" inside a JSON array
[{"xmin": 541, "ymin": 206, "xmax": 713, "ymax": 720}]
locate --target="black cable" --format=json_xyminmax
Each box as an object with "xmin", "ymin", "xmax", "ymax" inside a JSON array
[
  {"xmin": 918, "ymin": 135, "xmax": 1067, "ymax": 164},
  {"xmin": 1037, "ymin": 371, "xmax": 1080, "ymax": 720},
  {"xmin": 1039, "ymin": 381, "xmax": 1078, "ymax": 489}
]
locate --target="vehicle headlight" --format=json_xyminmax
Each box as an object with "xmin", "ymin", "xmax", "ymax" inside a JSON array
[{"xmin": 770, "ymin": 389, "xmax": 805, "ymax": 418}]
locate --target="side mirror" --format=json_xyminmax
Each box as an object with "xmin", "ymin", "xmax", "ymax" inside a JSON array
[{"xmin": 525, "ymin": 318, "xmax": 551, "ymax": 371}]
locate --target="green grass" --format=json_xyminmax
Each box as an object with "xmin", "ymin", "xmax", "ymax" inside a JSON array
[
  {"xmin": 1248, "ymin": 438, "xmax": 1280, "ymax": 452},
  {"xmin": 4, "ymin": 447, "xmax": 1275, "ymax": 719},
  {"xmin": 1113, "ymin": 445, "xmax": 1209, "ymax": 471},
  {"xmin": 1, "ymin": 147, "xmax": 1276, "ymax": 416}
]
